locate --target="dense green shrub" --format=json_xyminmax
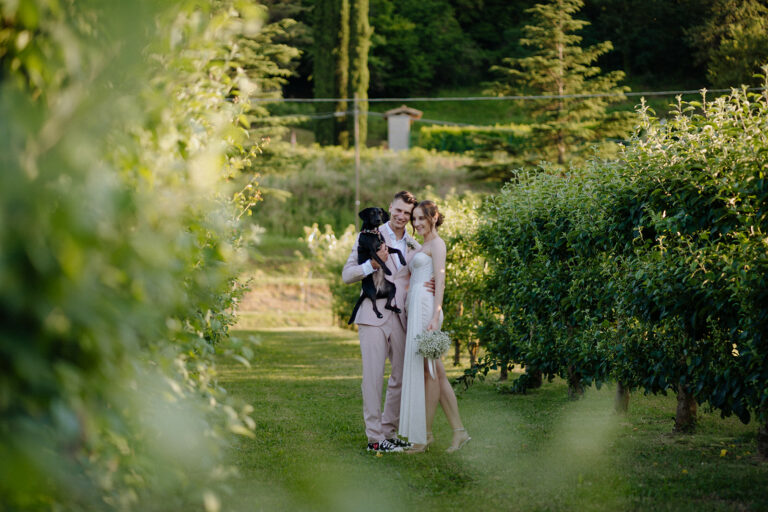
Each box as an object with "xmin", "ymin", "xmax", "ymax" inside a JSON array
[
  {"xmin": 440, "ymin": 193, "xmax": 487, "ymax": 365},
  {"xmin": 475, "ymin": 78, "xmax": 768, "ymax": 449}
]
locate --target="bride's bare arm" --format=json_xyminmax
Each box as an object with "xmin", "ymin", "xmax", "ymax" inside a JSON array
[{"xmin": 427, "ymin": 238, "xmax": 447, "ymax": 331}]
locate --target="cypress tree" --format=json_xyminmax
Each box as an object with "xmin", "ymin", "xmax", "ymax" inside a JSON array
[
  {"xmin": 489, "ymin": 0, "xmax": 630, "ymax": 166},
  {"xmin": 349, "ymin": 0, "xmax": 371, "ymax": 146},
  {"xmin": 336, "ymin": 0, "xmax": 350, "ymax": 147}
]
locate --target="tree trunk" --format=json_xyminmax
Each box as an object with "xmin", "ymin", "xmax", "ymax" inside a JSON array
[
  {"xmin": 527, "ymin": 367, "xmax": 543, "ymax": 389},
  {"xmin": 674, "ymin": 384, "xmax": 697, "ymax": 433},
  {"xmin": 499, "ymin": 361, "xmax": 508, "ymax": 382},
  {"xmin": 453, "ymin": 302, "xmax": 463, "ymax": 365},
  {"xmin": 453, "ymin": 338, "xmax": 461, "ymax": 366},
  {"xmin": 757, "ymin": 418, "xmax": 768, "ymax": 458},
  {"xmin": 614, "ymin": 381, "xmax": 630, "ymax": 414},
  {"xmin": 468, "ymin": 341, "xmax": 478, "ymax": 366},
  {"xmin": 567, "ymin": 365, "xmax": 584, "ymax": 399}
]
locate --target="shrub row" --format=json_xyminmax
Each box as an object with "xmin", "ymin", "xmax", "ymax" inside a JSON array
[
  {"xmin": 416, "ymin": 124, "xmax": 531, "ymax": 154},
  {"xmin": 473, "ymin": 83, "xmax": 768, "ymax": 454}
]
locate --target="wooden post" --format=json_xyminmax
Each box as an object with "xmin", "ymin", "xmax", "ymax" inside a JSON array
[{"xmin": 354, "ymin": 93, "xmax": 360, "ymax": 230}]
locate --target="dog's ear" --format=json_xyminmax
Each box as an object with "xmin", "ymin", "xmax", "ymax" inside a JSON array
[{"xmin": 380, "ymin": 208, "xmax": 390, "ymax": 222}]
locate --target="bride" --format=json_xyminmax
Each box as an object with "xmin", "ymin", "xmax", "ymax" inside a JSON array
[{"xmin": 398, "ymin": 200, "xmax": 471, "ymax": 453}]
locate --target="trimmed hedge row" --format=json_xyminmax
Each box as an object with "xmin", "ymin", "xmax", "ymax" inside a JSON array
[{"xmin": 416, "ymin": 124, "xmax": 531, "ymax": 154}]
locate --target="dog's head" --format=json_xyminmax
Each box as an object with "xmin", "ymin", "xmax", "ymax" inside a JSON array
[{"xmin": 358, "ymin": 207, "xmax": 390, "ymax": 230}]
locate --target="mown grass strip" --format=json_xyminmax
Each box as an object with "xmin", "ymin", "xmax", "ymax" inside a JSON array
[{"xmin": 217, "ymin": 328, "xmax": 767, "ymax": 512}]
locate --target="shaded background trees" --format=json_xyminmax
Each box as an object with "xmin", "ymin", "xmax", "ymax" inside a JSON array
[{"xmin": 285, "ymin": 0, "xmax": 768, "ymax": 102}]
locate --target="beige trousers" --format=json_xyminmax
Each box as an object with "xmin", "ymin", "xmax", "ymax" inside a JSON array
[{"xmin": 358, "ymin": 318, "xmax": 406, "ymax": 443}]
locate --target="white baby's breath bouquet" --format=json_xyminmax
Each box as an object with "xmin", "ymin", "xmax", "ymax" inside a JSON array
[
  {"xmin": 416, "ymin": 330, "xmax": 451, "ymax": 379},
  {"xmin": 415, "ymin": 330, "xmax": 451, "ymax": 360}
]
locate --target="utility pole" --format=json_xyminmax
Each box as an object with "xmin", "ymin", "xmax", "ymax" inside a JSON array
[{"xmin": 354, "ymin": 92, "xmax": 360, "ymax": 230}]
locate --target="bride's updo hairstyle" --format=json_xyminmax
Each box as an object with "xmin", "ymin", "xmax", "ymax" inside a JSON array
[{"xmin": 415, "ymin": 200, "xmax": 444, "ymax": 230}]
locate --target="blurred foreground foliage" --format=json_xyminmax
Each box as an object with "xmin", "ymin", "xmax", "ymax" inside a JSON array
[{"xmin": 0, "ymin": 0, "xmax": 294, "ymax": 509}]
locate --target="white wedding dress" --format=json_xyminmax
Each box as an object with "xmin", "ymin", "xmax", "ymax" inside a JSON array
[{"xmin": 399, "ymin": 251, "xmax": 443, "ymax": 445}]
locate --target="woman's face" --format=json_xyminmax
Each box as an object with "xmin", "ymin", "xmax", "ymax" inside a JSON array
[{"xmin": 411, "ymin": 206, "xmax": 433, "ymax": 237}]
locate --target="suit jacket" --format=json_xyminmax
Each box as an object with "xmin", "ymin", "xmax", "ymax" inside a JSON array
[{"xmin": 342, "ymin": 227, "xmax": 421, "ymax": 329}]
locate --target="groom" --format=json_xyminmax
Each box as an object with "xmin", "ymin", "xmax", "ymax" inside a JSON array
[{"xmin": 343, "ymin": 190, "xmax": 421, "ymax": 453}]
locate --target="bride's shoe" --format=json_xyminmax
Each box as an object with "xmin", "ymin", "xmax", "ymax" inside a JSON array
[
  {"xmin": 445, "ymin": 428, "xmax": 471, "ymax": 453},
  {"xmin": 406, "ymin": 432, "xmax": 433, "ymax": 454},
  {"xmin": 406, "ymin": 443, "xmax": 429, "ymax": 453}
]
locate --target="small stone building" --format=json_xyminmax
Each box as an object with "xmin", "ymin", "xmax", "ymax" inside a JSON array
[{"xmin": 384, "ymin": 105, "xmax": 423, "ymax": 151}]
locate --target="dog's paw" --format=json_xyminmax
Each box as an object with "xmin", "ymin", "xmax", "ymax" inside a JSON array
[
  {"xmin": 387, "ymin": 306, "xmax": 401, "ymax": 314},
  {"xmin": 376, "ymin": 312, "xmax": 383, "ymax": 318}
]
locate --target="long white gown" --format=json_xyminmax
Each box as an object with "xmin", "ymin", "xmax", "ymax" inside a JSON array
[{"xmin": 398, "ymin": 251, "xmax": 443, "ymax": 445}]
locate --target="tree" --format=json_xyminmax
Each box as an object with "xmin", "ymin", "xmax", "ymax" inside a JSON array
[
  {"xmin": 487, "ymin": 0, "xmax": 630, "ymax": 166},
  {"xmin": 348, "ymin": 0, "xmax": 371, "ymax": 145},
  {"xmin": 312, "ymin": 0, "xmax": 340, "ymax": 145},
  {"xmin": 312, "ymin": 0, "xmax": 370, "ymax": 146},
  {"xmin": 686, "ymin": 0, "xmax": 768, "ymax": 88}
]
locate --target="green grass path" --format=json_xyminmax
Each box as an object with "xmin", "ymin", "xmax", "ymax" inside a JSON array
[{"xmin": 217, "ymin": 328, "xmax": 767, "ymax": 512}]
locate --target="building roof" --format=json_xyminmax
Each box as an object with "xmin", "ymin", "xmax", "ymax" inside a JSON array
[{"xmin": 383, "ymin": 105, "xmax": 423, "ymax": 119}]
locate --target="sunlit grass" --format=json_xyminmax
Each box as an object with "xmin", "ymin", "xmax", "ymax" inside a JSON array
[{"xmin": 216, "ymin": 328, "xmax": 767, "ymax": 512}]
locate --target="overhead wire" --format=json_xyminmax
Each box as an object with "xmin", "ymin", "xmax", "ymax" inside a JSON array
[{"xmin": 249, "ymin": 86, "xmax": 765, "ymax": 104}]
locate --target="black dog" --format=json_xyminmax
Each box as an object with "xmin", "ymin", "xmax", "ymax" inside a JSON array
[{"xmin": 348, "ymin": 207, "xmax": 407, "ymax": 325}]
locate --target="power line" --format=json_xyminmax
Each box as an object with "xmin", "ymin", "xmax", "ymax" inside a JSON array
[
  {"xmin": 260, "ymin": 110, "xmax": 476, "ymax": 126},
  {"xmin": 249, "ymin": 87, "xmax": 765, "ymax": 104}
]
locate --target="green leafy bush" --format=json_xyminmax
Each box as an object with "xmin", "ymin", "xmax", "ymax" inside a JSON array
[
  {"xmin": 475, "ymin": 77, "xmax": 768, "ymax": 449},
  {"xmin": 440, "ymin": 193, "xmax": 487, "ymax": 365}
]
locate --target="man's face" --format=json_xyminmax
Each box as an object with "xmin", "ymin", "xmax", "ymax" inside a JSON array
[{"xmin": 389, "ymin": 198, "xmax": 414, "ymax": 231}]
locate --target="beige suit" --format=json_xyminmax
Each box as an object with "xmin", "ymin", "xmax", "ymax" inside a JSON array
[{"xmin": 342, "ymin": 226, "xmax": 420, "ymax": 443}]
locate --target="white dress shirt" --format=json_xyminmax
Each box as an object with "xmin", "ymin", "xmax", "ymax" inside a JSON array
[{"xmin": 361, "ymin": 221, "xmax": 407, "ymax": 276}]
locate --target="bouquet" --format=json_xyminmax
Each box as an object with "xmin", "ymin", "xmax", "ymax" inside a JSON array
[{"xmin": 415, "ymin": 330, "xmax": 451, "ymax": 378}]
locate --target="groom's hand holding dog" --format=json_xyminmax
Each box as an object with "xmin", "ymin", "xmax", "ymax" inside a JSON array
[{"xmin": 370, "ymin": 244, "xmax": 389, "ymax": 270}]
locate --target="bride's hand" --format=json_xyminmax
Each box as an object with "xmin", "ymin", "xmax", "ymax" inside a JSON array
[{"xmin": 427, "ymin": 318, "xmax": 439, "ymax": 331}]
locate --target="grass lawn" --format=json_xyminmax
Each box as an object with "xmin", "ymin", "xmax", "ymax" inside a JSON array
[{"xmin": 216, "ymin": 327, "xmax": 768, "ymax": 512}]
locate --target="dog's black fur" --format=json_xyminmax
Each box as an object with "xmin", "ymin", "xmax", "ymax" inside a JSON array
[{"xmin": 348, "ymin": 207, "xmax": 407, "ymax": 325}]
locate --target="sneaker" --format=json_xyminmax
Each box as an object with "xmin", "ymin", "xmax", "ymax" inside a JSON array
[
  {"xmin": 386, "ymin": 437, "xmax": 412, "ymax": 450},
  {"xmin": 366, "ymin": 439, "xmax": 403, "ymax": 453}
]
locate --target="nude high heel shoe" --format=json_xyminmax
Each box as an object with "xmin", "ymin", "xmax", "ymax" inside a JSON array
[
  {"xmin": 445, "ymin": 428, "xmax": 471, "ymax": 453},
  {"xmin": 406, "ymin": 432, "xmax": 433, "ymax": 454}
]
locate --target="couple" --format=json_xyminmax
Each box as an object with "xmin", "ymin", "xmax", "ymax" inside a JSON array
[{"xmin": 342, "ymin": 190, "xmax": 470, "ymax": 454}]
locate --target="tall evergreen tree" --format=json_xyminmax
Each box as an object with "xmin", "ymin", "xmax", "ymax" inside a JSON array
[
  {"xmin": 313, "ymin": 0, "xmax": 339, "ymax": 145},
  {"xmin": 488, "ymin": 0, "xmax": 630, "ymax": 166},
  {"xmin": 336, "ymin": 0, "xmax": 351, "ymax": 146},
  {"xmin": 349, "ymin": 0, "xmax": 371, "ymax": 145}
]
